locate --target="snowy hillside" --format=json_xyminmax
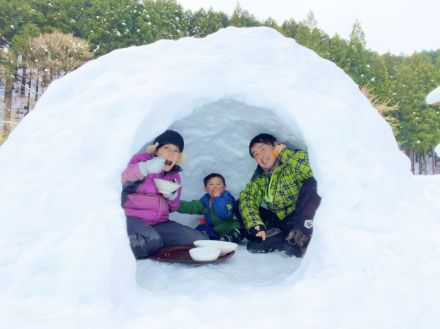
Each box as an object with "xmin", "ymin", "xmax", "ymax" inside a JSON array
[{"xmin": 1, "ymin": 27, "xmax": 439, "ymax": 329}]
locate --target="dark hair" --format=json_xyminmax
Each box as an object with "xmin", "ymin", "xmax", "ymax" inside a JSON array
[
  {"xmin": 249, "ymin": 133, "xmax": 277, "ymax": 157},
  {"xmin": 203, "ymin": 173, "xmax": 226, "ymax": 186}
]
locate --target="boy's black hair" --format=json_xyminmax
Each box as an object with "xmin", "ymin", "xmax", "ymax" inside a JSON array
[
  {"xmin": 249, "ymin": 133, "xmax": 277, "ymax": 157},
  {"xmin": 203, "ymin": 173, "xmax": 226, "ymax": 186}
]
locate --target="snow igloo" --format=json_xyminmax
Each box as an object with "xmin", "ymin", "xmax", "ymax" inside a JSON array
[{"xmin": 0, "ymin": 27, "xmax": 417, "ymax": 326}]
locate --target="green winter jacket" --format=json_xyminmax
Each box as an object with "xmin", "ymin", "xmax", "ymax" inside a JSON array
[{"xmin": 239, "ymin": 148, "xmax": 314, "ymax": 230}]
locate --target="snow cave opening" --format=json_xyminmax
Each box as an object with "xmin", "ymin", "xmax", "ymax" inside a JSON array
[
  {"xmin": 166, "ymin": 98, "xmax": 309, "ymax": 200},
  {"xmin": 134, "ymin": 98, "xmax": 316, "ymax": 291}
]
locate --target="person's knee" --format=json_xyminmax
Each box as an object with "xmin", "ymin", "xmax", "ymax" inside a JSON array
[
  {"xmin": 190, "ymin": 229, "xmax": 208, "ymax": 241},
  {"xmin": 128, "ymin": 233, "xmax": 163, "ymax": 259},
  {"xmin": 295, "ymin": 178, "xmax": 321, "ymax": 221},
  {"xmin": 178, "ymin": 227, "xmax": 206, "ymax": 244}
]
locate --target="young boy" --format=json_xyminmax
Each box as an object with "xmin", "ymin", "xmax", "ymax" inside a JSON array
[{"xmin": 177, "ymin": 173, "xmax": 244, "ymax": 243}]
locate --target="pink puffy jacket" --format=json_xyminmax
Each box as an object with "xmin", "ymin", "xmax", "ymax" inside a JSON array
[{"xmin": 121, "ymin": 152, "xmax": 181, "ymax": 225}]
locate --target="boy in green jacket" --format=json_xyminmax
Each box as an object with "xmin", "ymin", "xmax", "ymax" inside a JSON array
[
  {"xmin": 177, "ymin": 173, "xmax": 244, "ymax": 243},
  {"xmin": 238, "ymin": 133, "xmax": 321, "ymax": 257}
]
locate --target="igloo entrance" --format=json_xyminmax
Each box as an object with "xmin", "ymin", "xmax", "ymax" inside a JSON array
[
  {"xmin": 166, "ymin": 99, "xmax": 308, "ymax": 200},
  {"xmin": 134, "ymin": 99, "xmax": 314, "ymax": 291}
]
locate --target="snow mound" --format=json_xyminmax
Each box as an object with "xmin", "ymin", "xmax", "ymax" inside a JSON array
[{"xmin": 1, "ymin": 27, "xmax": 439, "ymax": 328}]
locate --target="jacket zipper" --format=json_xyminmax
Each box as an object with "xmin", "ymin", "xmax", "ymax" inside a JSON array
[{"xmin": 265, "ymin": 166, "xmax": 280, "ymax": 204}]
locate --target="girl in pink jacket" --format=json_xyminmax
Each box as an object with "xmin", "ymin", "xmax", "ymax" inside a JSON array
[{"xmin": 121, "ymin": 130, "xmax": 205, "ymax": 259}]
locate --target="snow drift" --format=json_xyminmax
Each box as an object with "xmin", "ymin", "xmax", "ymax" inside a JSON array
[{"xmin": 1, "ymin": 27, "xmax": 439, "ymax": 328}]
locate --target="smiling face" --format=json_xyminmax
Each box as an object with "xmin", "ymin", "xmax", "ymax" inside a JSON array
[
  {"xmin": 204, "ymin": 176, "xmax": 226, "ymax": 197},
  {"xmin": 250, "ymin": 142, "xmax": 278, "ymax": 171},
  {"xmin": 155, "ymin": 143, "xmax": 181, "ymax": 172}
]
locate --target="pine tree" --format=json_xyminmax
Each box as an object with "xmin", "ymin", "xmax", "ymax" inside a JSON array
[
  {"xmin": 230, "ymin": 4, "xmax": 259, "ymax": 27},
  {"xmin": 187, "ymin": 8, "xmax": 229, "ymax": 37}
]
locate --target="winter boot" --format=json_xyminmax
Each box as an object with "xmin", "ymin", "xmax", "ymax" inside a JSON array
[
  {"xmin": 280, "ymin": 241, "xmax": 304, "ymax": 257},
  {"xmin": 220, "ymin": 228, "xmax": 244, "ymax": 243},
  {"xmin": 281, "ymin": 228, "xmax": 310, "ymax": 257}
]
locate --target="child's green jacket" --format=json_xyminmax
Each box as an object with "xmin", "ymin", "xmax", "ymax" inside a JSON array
[{"xmin": 239, "ymin": 148, "xmax": 314, "ymax": 230}]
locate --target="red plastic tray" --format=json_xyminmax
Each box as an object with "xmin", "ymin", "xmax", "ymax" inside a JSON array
[{"xmin": 150, "ymin": 245, "xmax": 235, "ymax": 264}]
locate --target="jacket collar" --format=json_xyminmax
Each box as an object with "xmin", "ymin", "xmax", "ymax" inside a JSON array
[{"xmin": 169, "ymin": 164, "xmax": 182, "ymax": 173}]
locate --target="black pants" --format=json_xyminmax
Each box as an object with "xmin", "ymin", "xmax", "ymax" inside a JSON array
[
  {"xmin": 126, "ymin": 217, "xmax": 206, "ymax": 259},
  {"xmin": 236, "ymin": 177, "xmax": 321, "ymax": 241}
]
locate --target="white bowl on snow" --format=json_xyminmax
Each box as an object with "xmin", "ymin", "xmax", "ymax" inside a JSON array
[
  {"xmin": 189, "ymin": 247, "xmax": 221, "ymax": 262},
  {"xmin": 153, "ymin": 178, "xmax": 181, "ymax": 194},
  {"xmin": 193, "ymin": 240, "xmax": 238, "ymax": 256}
]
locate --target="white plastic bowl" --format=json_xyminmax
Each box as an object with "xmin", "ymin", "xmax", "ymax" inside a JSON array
[
  {"xmin": 189, "ymin": 247, "xmax": 221, "ymax": 262},
  {"xmin": 153, "ymin": 178, "xmax": 181, "ymax": 194},
  {"xmin": 193, "ymin": 240, "xmax": 238, "ymax": 256}
]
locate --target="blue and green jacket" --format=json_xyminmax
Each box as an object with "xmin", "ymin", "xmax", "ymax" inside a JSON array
[{"xmin": 177, "ymin": 190, "xmax": 241, "ymax": 236}]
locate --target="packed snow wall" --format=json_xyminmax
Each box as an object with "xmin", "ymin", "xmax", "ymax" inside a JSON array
[{"xmin": 0, "ymin": 27, "xmax": 412, "ymax": 304}]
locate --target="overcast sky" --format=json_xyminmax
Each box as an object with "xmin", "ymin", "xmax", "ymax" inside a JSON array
[{"xmin": 177, "ymin": 0, "xmax": 439, "ymax": 55}]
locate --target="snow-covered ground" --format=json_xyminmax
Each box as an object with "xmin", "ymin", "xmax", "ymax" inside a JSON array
[{"xmin": 1, "ymin": 27, "xmax": 439, "ymax": 329}]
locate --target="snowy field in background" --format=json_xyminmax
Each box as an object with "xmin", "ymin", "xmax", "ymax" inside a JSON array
[{"xmin": 0, "ymin": 27, "xmax": 439, "ymax": 329}]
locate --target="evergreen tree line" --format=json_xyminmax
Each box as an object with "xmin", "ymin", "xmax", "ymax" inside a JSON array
[{"xmin": 1, "ymin": 0, "xmax": 439, "ymax": 173}]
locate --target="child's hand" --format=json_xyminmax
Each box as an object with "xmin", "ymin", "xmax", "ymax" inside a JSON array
[
  {"xmin": 250, "ymin": 225, "xmax": 267, "ymax": 241},
  {"xmin": 138, "ymin": 157, "xmax": 165, "ymax": 176},
  {"xmin": 162, "ymin": 190, "xmax": 178, "ymax": 200},
  {"xmin": 272, "ymin": 143, "xmax": 286, "ymax": 158},
  {"xmin": 255, "ymin": 229, "xmax": 267, "ymax": 241},
  {"xmin": 210, "ymin": 187, "xmax": 221, "ymax": 198}
]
